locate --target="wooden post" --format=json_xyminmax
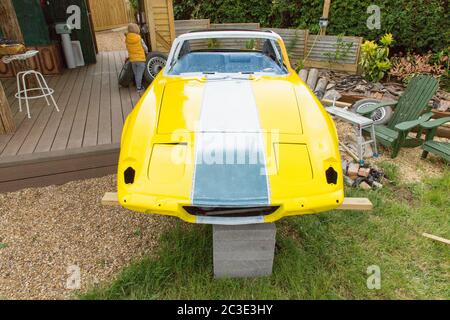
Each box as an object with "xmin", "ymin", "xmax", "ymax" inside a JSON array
[
  {"xmin": 0, "ymin": 0, "xmax": 24, "ymax": 42},
  {"xmin": 320, "ymin": 0, "xmax": 331, "ymax": 35},
  {"xmin": 0, "ymin": 0, "xmax": 38, "ymax": 89},
  {"xmin": 0, "ymin": 81, "xmax": 15, "ymax": 134}
]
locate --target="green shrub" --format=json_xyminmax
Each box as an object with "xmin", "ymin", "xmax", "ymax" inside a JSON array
[
  {"xmin": 173, "ymin": 0, "xmax": 449, "ymax": 53},
  {"xmin": 360, "ymin": 33, "xmax": 394, "ymax": 82}
]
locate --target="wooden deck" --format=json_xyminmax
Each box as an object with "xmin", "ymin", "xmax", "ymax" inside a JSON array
[{"xmin": 0, "ymin": 51, "xmax": 138, "ymax": 192}]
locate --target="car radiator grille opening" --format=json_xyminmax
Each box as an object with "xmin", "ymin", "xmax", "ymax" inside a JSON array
[{"xmin": 183, "ymin": 206, "xmax": 279, "ymax": 218}]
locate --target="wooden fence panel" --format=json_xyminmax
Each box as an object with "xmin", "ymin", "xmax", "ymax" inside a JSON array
[
  {"xmin": 175, "ymin": 19, "xmax": 210, "ymax": 36},
  {"xmin": 210, "ymin": 23, "xmax": 260, "ymax": 50},
  {"xmin": 172, "ymin": 21, "xmax": 362, "ymax": 74},
  {"xmin": 304, "ymin": 35, "xmax": 362, "ymax": 73},
  {"xmin": 210, "ymin": 23, "xmax": 260, "ymax": 30},
  {"xmin": 175, "ymin": 19, "xmax": 210, "ymax": 50},
  {"xmin": 266, "ymin": 28, "xmax": 307, "ymax": 66},
  {"xmin": 90, "ymin": 0, "xmax": 130, "ymax": 31}
]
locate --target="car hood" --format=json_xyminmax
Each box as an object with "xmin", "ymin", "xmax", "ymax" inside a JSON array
[
  {"xmin": 119, "ymin": 74, "xmax": 343, "ymax": 209},
  {"xmin": 157, "ymin": 78, "xmax": 303, "ymax": 135}
]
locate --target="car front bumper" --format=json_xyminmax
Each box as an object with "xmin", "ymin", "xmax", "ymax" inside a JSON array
[{"xmin": 118, "ymin": 189, "xmax": 344, "ymax": 225}]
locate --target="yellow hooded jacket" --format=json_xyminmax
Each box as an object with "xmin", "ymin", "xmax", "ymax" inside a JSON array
[{"xmin": 126, "ymin": 33, "xmax": 146, "ymax": 62}]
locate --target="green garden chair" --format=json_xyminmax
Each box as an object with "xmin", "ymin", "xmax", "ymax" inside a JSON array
[
  {"xmin": 356, "ymin": 74, "xmax": 439, "ymax": 158},
  {"xmin": 420, "ymin": 117, "xmax": 450, "ymax": 162}
]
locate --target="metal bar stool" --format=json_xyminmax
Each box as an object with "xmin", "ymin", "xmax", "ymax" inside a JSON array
[
  {"xmin": 3, "ymin": 50, "xmax": 59, "ymax": 119},
  {"xmin": 15, "ymin": 70, "xmax": 59, "ymax": 118}
]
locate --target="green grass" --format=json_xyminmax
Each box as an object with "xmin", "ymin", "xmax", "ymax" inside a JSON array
[
  {"xmin": 82, "ymin": 171, "xmax": 450, "ymax": 300},
  {"xmin": 376, "ymin": 161, "xmax": 401, "ymax": 184}
]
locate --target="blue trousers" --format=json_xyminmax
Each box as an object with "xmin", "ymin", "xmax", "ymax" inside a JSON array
[{"xmin": 131, "ymin": 61, "xmax": 146, "ymax": 89}]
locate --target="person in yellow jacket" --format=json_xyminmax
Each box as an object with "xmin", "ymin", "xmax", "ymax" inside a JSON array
[{"xmin": 125, "ymin": 23, "xmax": 149, "ymax": 94}]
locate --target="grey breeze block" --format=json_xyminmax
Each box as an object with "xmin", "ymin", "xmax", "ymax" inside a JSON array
[{"xmin": 213, "ymin": 223, "xmax": 276, "ymax": 278}]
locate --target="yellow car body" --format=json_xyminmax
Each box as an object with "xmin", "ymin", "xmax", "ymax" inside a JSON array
[{"xmin": 118, "ymin": 31, "xmax": 343, "ymax": 225}]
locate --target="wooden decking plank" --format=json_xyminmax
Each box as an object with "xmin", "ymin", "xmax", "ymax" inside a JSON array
[
  {"xmin": 0, "ymin": 76, "xmax": 60, "ymax": 157},
  {"xmin": 0, "ymin": 76, "xmax": 43, "ymax": 153},
  {"xmin": 97, "ymin": 52, "xmax": 112, "ymax": 145},
  {"xmin": 118, "ymin": 50, "xmax": 140, "ymax": 109},
  {"xmin": 66, "ymin": 64, "xmax": 96, "ymax": 149},
  {"xmin": 0, "ymin": 165, "xmax": 117, "ymax": 193},
  {"xmin": 18, "ymin": 71, "xmax": 72, "ymax": 155},
  {"xmin": 3, "ymin": 79, "xmax": 16, "ymax": 100},
  {"xmin": 114, "ymin": 51, "xmax": 134, "ymax": 121},
  {"xmin": 0, "ymin": 81, "xmax": 23, "ymax": 155},
  {"xmin": 108, "ymin": 51, "xmax": 124, "ymax": 144},
  {"xmin": 51, "ymin": 66, "xmax": 89, "ymax": 151},
  {"xmin": 0, "ymin": 144, "xmax": 119, "ymax": 182},
  {"xmin": 34, "ymin": 68, "xmax": 81, "ymax": 153},
  {"xmin": 83, "ymin": 54, "xmax": 103, "ymax": 147},
  {"xmin": 120, "ymin": 50, "xmax": 141, "ymax": 107}
]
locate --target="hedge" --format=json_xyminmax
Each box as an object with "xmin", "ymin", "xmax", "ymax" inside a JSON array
[{"xmin": 173, "ymin": 0, "xmax": 450, "ymax": 53}]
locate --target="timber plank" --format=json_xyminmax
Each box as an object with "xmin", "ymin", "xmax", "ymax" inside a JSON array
[
  {"xmin": 83, "ymin": 54, "xmax": 103, "ymax": 147},
  {"xmin": 97, "ymin": 52, "xmax": 112, "ymax": 145},
  {"xmin": 18, "ymin": 71, "xmax": 72, "ymax": 155},
  {"xmin": 119, "ymin": 50, "xmax": 139, "ymax": 112},
  {"xmin": 66, "ymin": 64, "xmax": 96, "ymax": 149},
  {"xmin": 51, "ymin": 67, "xmax": 88, "ymax": 151},
  {"xmin": 3, "ymin": 79, "xmax": 16, "ymax": 100},
  {"xmin": 0, "ymin": 77, "xmax": 46, "ymax": 154},
  {"xmin": 34, "ymin": 68, "xmax": 81, "ymax": 153},
  {"xmin": 108, "ymin": 51, "xmax": 124, "ymax": 143},
  {"xmin": 113, "ymin": 51, "xmax": 133, "ymax": 120},
  {"xmin": 0, "ymin": 144, "xmax": 119, "ymax": 183},
  {"xmin": 0, "ymin": 165, "xmax": 117, "ymax": 193},
  {"xmin": 0, "ymin": 75, "xmax": 59, "ymax": 156}
]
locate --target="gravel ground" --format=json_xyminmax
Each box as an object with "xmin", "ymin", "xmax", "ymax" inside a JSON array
[
  {"xmin": 95, "ymin": 31, "xmax": 127, "ymax": 52},
  {"xmin": 0, "ymin": 175, "xmax": 174, "ymax": 300}
]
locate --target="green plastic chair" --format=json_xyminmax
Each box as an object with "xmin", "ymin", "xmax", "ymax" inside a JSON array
[
  {"xmin": 420, "ymin": 117, "xmax": 450, "ymax": 162},
  {"xmin": 357, "ymin": 74, "xmax": 439, "ymax": 158}
]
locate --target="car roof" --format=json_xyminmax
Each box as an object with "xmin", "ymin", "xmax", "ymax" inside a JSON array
[{"xmin": 176, "ymin": 30, "xmax": 282, "ymax": 42}]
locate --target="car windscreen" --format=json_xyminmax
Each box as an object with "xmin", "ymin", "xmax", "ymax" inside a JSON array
[{"xmin": 167, "ymin": 38, "xmax": 288, "ymax": 75}]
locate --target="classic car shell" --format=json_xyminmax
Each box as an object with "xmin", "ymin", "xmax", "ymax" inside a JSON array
[{"xmin": 118, "ymin": 31, "xmax": 344, "ymax": 225}]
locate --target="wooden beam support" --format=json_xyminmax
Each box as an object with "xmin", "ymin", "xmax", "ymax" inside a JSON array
[
  {"xmin": 422, "ymin": 233, "xmax": 450, "ymax": 245},
  {"xmin": 0, "ymin": 0, "xmax": 38, "ymax": 89},
  {"xmin": 102, "ymin": 193, "xmax": 373, "ymax": 211},
  {"xmin": 102, "ymin": 192, "xmax": 120, "ymax": 206},
  {"xmin": 0, "ymin": 0, "xmax": 24, "ymax": 42},
  {"xmin": 340, "ymin": 197, "xmax": 373, "ymax": 211},
  {"xmin": 0, "ymin": 81, "xmax": 15, "ymax": 134}
]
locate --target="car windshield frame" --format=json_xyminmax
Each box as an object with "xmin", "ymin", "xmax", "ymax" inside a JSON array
[{"xmin": 163, "ymin": 31, "xmax": 292, "ymax": 77}]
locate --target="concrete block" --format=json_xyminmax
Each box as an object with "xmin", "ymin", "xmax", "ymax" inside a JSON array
[
  {"xmin": 214, "ymin": 240, "xmax": 276, "ymax": 261},
  {"xmin": 213, "ymin": 223, "xmax": 276, "ymax": 241},
  {"xmin": 214, "ymin": 260, "xmax": 274, "ymax": 278},
  {"xmin": 213, "ymin": 223, "xmax": 276, "ymax": 278}
]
